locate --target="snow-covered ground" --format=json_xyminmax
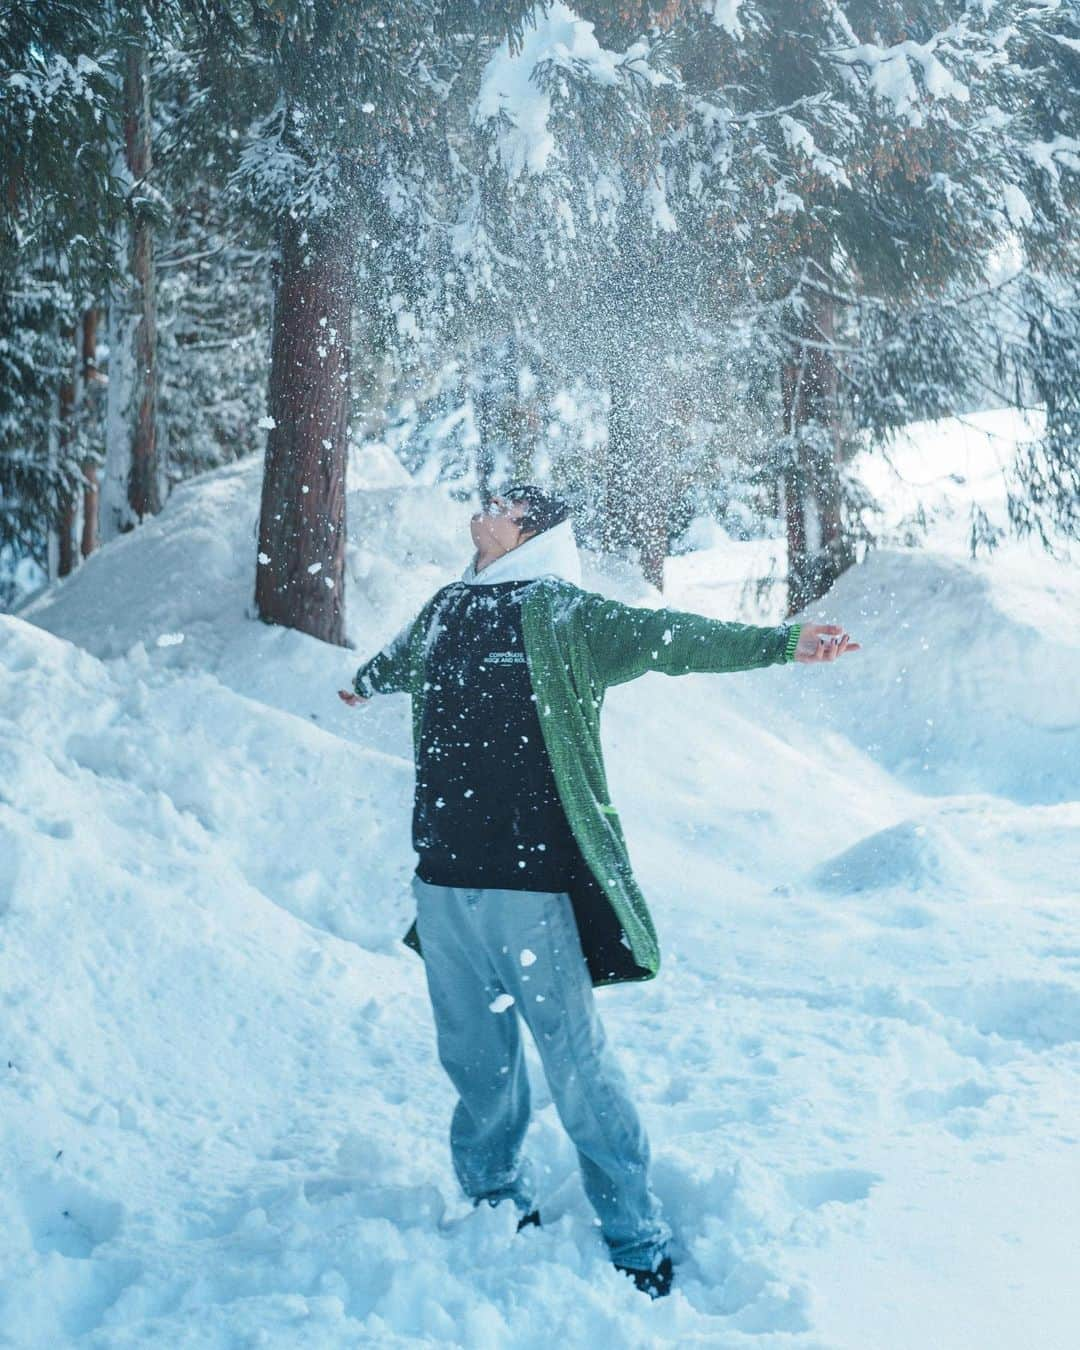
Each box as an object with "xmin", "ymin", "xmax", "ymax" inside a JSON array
[{"xmin": 3, "ymin": 410, "xmax": 1079, "ymax": 1347}]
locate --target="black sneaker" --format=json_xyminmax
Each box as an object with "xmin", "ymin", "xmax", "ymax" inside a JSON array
[
  {"xmin": 471, "ymin": 1197, "xmax": 541, "ymax": 1231},
  {"xmin": 614, "ymin": 1254, "xmax": 674, "ymax": 1299}
]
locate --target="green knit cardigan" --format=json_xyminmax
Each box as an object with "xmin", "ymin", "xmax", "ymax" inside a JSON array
[{"xmin": 355, "ymin": 578, "xmax": 802, "ymax": 987}]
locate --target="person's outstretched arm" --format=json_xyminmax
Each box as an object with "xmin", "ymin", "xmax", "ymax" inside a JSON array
[
  {"xmin": 576, "ymin": 592, "xmax": 858, "ymax": 688},
  {"xmin": 338, "ymin": 614, "xmax": 418, "ymax": 707}
]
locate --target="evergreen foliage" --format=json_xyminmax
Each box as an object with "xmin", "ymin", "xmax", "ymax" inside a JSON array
[{"xmin": 0, "ymin": 0, "xmax": 1075, "ymax": 615}]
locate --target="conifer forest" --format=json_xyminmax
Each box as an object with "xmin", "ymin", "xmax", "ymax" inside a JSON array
[{"xmin": 3, "ymin": 1, "xmax": 1077, "ymax": 622}]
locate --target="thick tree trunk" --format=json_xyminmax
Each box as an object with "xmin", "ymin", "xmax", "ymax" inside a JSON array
[
  {"xmin": 81, "ymin": 309, "xmax": 100, "ymax": 559},
  {"xmin": 254, "ymin": 213, "xmax": 354, "ymax": 646}
]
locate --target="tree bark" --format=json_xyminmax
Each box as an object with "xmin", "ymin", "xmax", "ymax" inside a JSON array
[
  {"xmin": 806, "ymin": 297, "xmax": 851, "ymax": 592},
  {"xmin": 81, "ymin": 308, "xmax": 100, "ymax": 559},
  {"xmin": 57, "ymin": 326, "xmax": 78, "ymax": 577},
  {"xmin": 102, "ymin": 29, "xmax": 160, "ymax": 538},
  {"xmin": 124, "ymin": 36, "xmax": 160, "ymax": 521},
  {"xmin": 254, "ymin": 213, "xmax": 354, "ymax": 646},
  {"xmin": 779, "ymin": 288, "xmax": 848, "ymax": 616},
  {"xmin": 780, "ymin": 355, "xmax": 812, "ymax": 617}
]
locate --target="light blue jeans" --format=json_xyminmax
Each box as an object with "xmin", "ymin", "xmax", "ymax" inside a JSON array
[{"xmin": 411, "ymin": 874, "xmax": 672, "ymax": 1271}]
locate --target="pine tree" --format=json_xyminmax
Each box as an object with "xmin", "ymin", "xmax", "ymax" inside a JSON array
[
  {"xmin": 583, "ymin": 0, "xmax": 1076, "ymax": 611},
  {"xmin": 0, "ymin": 1, "xmax": 120, "ymax": 602},
  {"xmin": 186, "ymin": 1, "xmax": 541, "ymax": 646}
]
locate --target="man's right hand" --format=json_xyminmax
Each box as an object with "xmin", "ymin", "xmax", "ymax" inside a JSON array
[
  {"xmin": 338, "ymin": 689, "xmax": 371, "ymax": 706},
  {"xmin": 793, "ymin": 624, "xmax": 860, "ymax": 662}
]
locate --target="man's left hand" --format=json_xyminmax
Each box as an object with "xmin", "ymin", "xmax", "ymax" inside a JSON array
[{"xmin": 794, "ymin": 624, "xmax": 860, "ymax": 663}]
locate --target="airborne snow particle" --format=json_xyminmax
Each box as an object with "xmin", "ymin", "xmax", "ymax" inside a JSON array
[
  {"xmin": 257, "ymin": 415, "xmax": 276, "ymax": 430},
  {"xmin": 520, "ymin": 949, "xmax": 537, "ymax": 967},
  {"xmin": 307, "ymin": 562, "xmax": 323, "ymax": 574},
  {"xmin": 257, "ymin": 552, "xmax": 271, "ymax": 565},
  {"xmin": 489, "ymin": 993, "xmax": 515, "ymax": 1014},
  {"xmin": 155, "ymin": 632, "xmax": 185, "ymax": 648},
  {"xmin": 301, "ymin": 485, "xmax": 310, "ymax": 494}
]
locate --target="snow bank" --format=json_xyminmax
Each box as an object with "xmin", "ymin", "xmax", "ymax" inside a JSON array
[{"xmin": 4, "ymin": 412, "xmax": 1079, "ymax": 1347}]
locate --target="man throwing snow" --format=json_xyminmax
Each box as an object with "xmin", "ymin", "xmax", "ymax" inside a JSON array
[{"xmin": 339, "ymin": 485, "xmax": 858, "ymax": 1298}]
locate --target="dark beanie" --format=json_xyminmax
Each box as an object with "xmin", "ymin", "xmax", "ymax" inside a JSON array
[{"xmin": 500, "ymin": 483, "xmax": 572, "ymax": 536}]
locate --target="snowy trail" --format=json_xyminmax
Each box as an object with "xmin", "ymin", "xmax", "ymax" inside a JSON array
[{"xmin": 4, "ymin": 421, "xmax": 1080, "ymax": 1347}]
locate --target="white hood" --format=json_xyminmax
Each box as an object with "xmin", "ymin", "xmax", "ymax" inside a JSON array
[{"xmin": 460, "ymin": 517, "xmax": 582, "ymax": 587}]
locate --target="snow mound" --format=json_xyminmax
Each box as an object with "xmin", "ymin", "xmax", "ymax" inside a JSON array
[
  {"xmin": 809, "ymin": 817, "xmax": 983, "ymax": 897},
  {"xmin": 18, "ymin": 457, "xmax": 259, "ymax": 661},
  {"xmin": 0, "ymin": 613, "xmax": 416, "ymax": 948},
  {"xmin": 766, "ymin": 547, "xmax": 1080, "ymax": 806},
  {"xmin": 19, "ymin": 455, "xmax": 465, "ymax": 664}
]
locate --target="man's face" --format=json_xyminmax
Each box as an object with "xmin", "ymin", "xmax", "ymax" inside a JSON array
[{"xmin": 469, "ymin": 495, "xmax": 536, "ymax": 555}]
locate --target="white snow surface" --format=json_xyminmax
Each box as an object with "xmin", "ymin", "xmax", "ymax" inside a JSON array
[{"xmin": 4, "ymin": 409, "xmax": 1080, "ymax": 1347}]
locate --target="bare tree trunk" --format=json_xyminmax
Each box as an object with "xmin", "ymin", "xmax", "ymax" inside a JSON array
[
  {"xmin": 102, "ymin": 29, "xmax": 159, "ymax": 538},
  {"xmin": 81, "ymin": 308, "xmax": 100, "ymax": 559},
  {"xmin": 805, "ymin": 296, "xmax": 851, "ymax": 592},
  {"xmin": 780, "ymin": 355, "xmax": 812, "ymax": 617},
  {"xmin": 254, "ymin": 213, "xmax": 354, "ymax": 646},
  {"xmin": 779, "ymin": 288, "xmax": 848, "ymax": 616},
  {"xmin": 102, "ymin": 283, "xmax": 134, "ymax": 540},
  {"xmin": 57, "ymin": 326, "xmax": 78, "ymax": 577},
  {"xmin": 124, "ymin": 36, "xmax": 160, "ymax": 521}
]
